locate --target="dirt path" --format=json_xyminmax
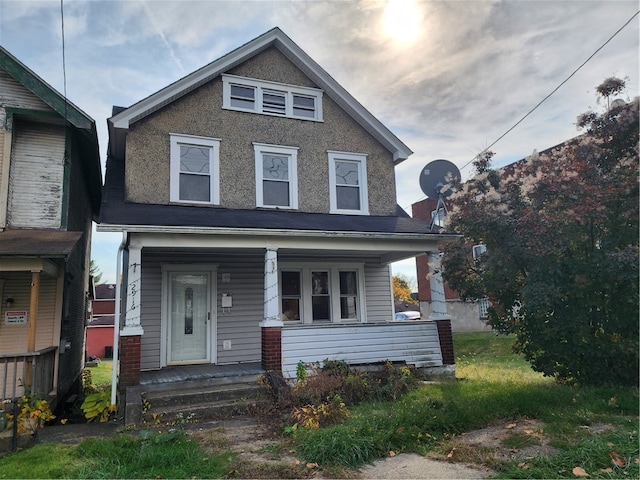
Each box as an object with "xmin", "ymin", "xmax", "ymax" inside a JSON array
[{"xmin": 39, "ymin": 416, "xmax": 561, "ymax": 479}]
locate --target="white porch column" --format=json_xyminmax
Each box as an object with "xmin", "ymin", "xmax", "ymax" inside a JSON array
[
  {"xmin": 428, "ymin": 251, "xmax": 450, "ymax": 321},
  {"xmin": 122, "ymin": 245, "xmax": 144, "ymax": 336},
  {"xmin": 260, "ymin": 247, "xmax": 283, "ymax": 327}
]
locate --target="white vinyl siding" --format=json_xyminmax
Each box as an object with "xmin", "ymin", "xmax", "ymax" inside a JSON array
[
  {"xmin": 169, "ymin": 134, "xmax": 220, "ymax": 205},
  {"xmin": 7, "ymin": 122, "xmax": 65, "ymax": 228},
  {"xmin": 222, "ymin": 74, "xmax": 323, "ymax": 121},
  {"xmin": 364, "ymin": 264, "xmax": 394, "ymax": 323},
  {"xmin": 254, "ymin": 143, "xmax": 298, "ymax": 209},
  {"xmin": 140, "ymin": 252, "xmax": 262, "ymax": 370},
  {"xmin": 281, "ymin": 322, "xmax": 444, "ymax": 378},
  {"xmin": 328, "ymin": 151, "xmax": 369, "ymax": 215}
]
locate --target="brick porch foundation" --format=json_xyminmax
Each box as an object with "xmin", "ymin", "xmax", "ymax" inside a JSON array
[
  {"xmin": 119, "ymin": 335, "xmax": 141, "ymax": 387},
  {"xmin": 261, "ymin": 327, "xmax": 282, "ymax": 371},
  {"xmin": 435, "ymin": 319, "xmax": 455, "ymax": 365}
]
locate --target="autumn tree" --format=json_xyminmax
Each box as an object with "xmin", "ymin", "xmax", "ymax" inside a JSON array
[
  {"xmin": 442, "ymin": 78, "xmax": 639, "ymax": 386},
  {"xmin": 90, "ymin": 260, "xmax": 103, "ymax": 284},
  {"xmin": 392, "ymin": 274, "xmax": 414, "ymax": 303}
]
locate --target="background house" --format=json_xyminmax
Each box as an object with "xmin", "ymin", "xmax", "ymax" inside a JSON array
[
  {"xmin": 99, "ymin": 29, "xmax": 457, "ymax": 423},
  {"xmin": 86, "ymin": 283, "xmax": 116, "ymax": 359},
  {"xmin": 0, "ymin": 46, "xmax": 101, "ymax": 407},
  {"xmin": 412, "ymin": 198, "xmax": 492, "ymax": 332}
]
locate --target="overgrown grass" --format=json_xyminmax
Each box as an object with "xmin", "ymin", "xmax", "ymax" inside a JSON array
[
  {"xmin": 86, "ymin": 360, "xmax": 113, "ymax": 388},
  {"xmin": 293, "ymin": 332, "xmax": 639, "ymax": 478},
  {"xmin": 0, "ymin": 430, "xmax": 235, "ymax": 479}
]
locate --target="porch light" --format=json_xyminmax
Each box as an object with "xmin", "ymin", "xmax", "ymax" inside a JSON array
[{"xmin": 5, "ymin": 297, "xmax": 14, "ymax": 308}]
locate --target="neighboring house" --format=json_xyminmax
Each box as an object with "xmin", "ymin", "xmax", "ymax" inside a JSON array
[
  {"xmin": 98, "ymin": 28, "xmax": 458, "ymax": 394},
  {"xmin": 0, "ymin": 46, "xmax": 101, "ymax": 407},
  {"xmin": 413, "ymin": 197, "xmax": 492, "ymax": 332},
  {"xmin": 86, "ymin": 284, "xmax": 116, "ymax": 359}
]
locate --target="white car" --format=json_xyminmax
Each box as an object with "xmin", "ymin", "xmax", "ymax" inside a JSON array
[{"xmin": 393, "ymin": 311, "xmax": 421, "ymax": 321}]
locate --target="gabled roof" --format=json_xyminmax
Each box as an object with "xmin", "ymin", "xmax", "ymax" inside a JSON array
[
  {"xmin": 0, "ymin": 46, "xmax": 94, "ymax": 130},
  {"xmin": 108, "ymin": 27, "xmax": 412, "ymax": 163},
  {"xmin": 0, "ymin": 46, "xmax": 102, "ymax": 215}
]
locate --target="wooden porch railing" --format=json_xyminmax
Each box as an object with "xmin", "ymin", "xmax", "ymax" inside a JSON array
[{"xmin": 0, "ymin": 347, "xmax": 57, "ymax": 402}]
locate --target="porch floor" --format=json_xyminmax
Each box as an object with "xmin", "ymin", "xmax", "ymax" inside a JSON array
[{"xmin": 139, "ymin": 362, "xmax": 263, "ymax": 386}]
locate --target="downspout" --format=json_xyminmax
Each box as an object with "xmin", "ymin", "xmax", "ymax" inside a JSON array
[{"xmin": 110, "ymin": 232, "xmax": 128, "ymax": 406}]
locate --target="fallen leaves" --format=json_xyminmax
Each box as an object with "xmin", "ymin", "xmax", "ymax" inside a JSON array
[
  {"xmin": 506, "ymin": 423, "xmax": 517, "ymax": 429},
  {"xmin": 610, "ymin": 451, "xmax": 627, "ymax": 468},
  {"xmin": 572, "ymin": 466, "xmax": 589, "ymax": 477},
  {"xmin": 389, "ymin": 451, "xmax": 396, "ymax": 457}
]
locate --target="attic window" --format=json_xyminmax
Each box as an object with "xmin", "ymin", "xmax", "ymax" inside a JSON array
[{"xmin": 223, "ymin": 74, "xmax": 323, "ymax": 121}]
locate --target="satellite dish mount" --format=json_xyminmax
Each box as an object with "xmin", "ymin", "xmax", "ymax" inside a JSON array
[{"xmin": 419, "ymin": 159, "xmax": 461, "ymax": 231}]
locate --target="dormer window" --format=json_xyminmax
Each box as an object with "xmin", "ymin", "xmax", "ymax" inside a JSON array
[{"xmin": 223, "ymin": 75, "xmax": 323, "ymax": 121}]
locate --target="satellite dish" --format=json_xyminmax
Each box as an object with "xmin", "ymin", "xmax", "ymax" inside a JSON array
[
  {"xmin": 611, "ymin": 98, "xmax": 626, "ymax": 108},
  {"xmin": 419, "ymin": 159, "xmax": 461, "ymax": 198}
]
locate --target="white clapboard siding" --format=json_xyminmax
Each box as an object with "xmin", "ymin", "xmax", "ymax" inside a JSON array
[
  {"xmin": 364, "ymin": 263, "xmax": 394, "ymax": 322},
  {"xmin": 0, "ymin": 71, "xmax": 52, "ymax": 111},
  {"xmin": 282, "ymin": 322, "xmax": 443, "ymax": 378},
  {"xmin": 8, "ymin": 122, "xmax": 65, "ymax": 228}
]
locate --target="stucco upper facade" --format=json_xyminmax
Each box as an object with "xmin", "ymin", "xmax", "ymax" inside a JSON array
[{"xmin": 123, "ymin": 47, "xmax": 398, "ymax": 216}]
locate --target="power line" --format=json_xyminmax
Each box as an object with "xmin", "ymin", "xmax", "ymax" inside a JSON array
[
  {"xmin": 457, "ymin": 8, "xmax": 639, "ymax": 174},
  {"xmin": 402, "ymin": 9, "xmax": 639, "ymax": 213},
  {"xmin": 60, "ymin": 0, "xmax": 68, "ymax": 120}
]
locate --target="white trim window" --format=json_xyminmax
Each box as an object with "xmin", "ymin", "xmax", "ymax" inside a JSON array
[
  {"xmin": 170, "ymin": 134, "xmax": 220, "ymax": 204},
  {"xmin": 222, "ymin": 75, "xmax": 323, "ymax": 121},
  {"xmin": 472, "ymin": 244, "xmax": 487, "ymax": 259},
  {"xmin": 254, "ymin": 143, "xmax": 299, "ymax": 209},
  {"xmin": 280, "ymin": 264, "xmax": 366, "ymax": 324},
  {"xmin": 328, "ymin": 151, "xmax": 369, "ymax": 215}
]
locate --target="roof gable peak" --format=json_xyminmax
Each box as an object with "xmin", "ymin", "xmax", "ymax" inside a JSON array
[{"xmin": 108, "ymin": 27, "xmax": 412, "ymax": 163}]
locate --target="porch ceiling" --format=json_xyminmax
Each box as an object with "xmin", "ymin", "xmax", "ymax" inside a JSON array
[{"xmin": 138, "ymin": 233, "xmax": 436, "ymax": 264}]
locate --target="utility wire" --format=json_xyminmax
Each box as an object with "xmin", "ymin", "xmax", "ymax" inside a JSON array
[
  {"xmin": 60, "ymin": 0, "xmax": 68, "ymax": 121},
  {"xmin": 402, "ymin": 9, "xmax": 639, "ymax": 213},
  {"xmin": 457, "ymin": 9, "xmax": 639, "ymax": 174}
]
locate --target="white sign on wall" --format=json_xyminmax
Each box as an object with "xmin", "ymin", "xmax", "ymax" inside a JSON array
[{"xmin": 5, "ymin": 311, "xmax": 28, "ymax": 325}]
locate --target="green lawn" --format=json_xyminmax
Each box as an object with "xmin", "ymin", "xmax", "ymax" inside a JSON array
[
  {"xmin": 1, "ymin": 332, "xmax": 637, "ymax": 479},
  {"xmin": 86, "ymin": 360, "xmax": 114, "ymax": 388},
  {"xmin": 294, "ymin": 332, "xmax": 639, "ymax": 478}
]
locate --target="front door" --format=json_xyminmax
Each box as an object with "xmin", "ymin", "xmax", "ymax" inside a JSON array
[{"xmin": 168, "ymin": 272, "xmax": 210, "ymax": 364}]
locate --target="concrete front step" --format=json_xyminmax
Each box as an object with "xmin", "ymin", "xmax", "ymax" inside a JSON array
[
  {"xmin": 142, "ymin": 397, "xmax": 264, "ymax": 424},
  {"xmin": 126, "ymin": 375, "xmax": 268, "ymax": 425}
]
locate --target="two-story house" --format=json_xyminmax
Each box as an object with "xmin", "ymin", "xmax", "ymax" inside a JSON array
[
  {"xmin": 0, "ymin": 46, "xmax": 101, "ymax": 407},
  {"xmin": 99, "ymin": 28, "xmax": 457, "ymax": 399}
]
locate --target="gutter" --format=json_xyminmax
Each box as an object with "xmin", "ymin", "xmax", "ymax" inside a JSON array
[
  {"xmin": 110, "ymin": 232, "xmax": 128, "ymax": 406},
  {"xmin": 96, "ymin": 224, "xmax": 460, "ymax": 242}
]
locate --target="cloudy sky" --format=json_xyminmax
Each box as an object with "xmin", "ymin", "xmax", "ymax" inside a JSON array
[{"xmin": 1, "ymin": 0, "xmax": 638, "ymax": 284}]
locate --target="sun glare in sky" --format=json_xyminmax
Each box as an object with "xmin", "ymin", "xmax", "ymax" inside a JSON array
[{"xmin": 383, "ymin": 0, "xmax": 422, "ymax": 44}]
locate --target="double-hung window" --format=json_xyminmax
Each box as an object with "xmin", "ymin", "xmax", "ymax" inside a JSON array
[
  {"xmin": 280, "ymin": 265, "xmax": 365, "ymax": 324},
  {"xmin": 170, "ymin": 134, "xmax": 220, "ymax": 204},
  {"xmin": 223, "ymin": 75, "xmax": 323, "ymax": 121},
  {"xmin": 328, "ymin": 151, "xmax": 369, "ymax": 214},
  {"xmin": 254, "ymin": 143, "xmax": 298, "ymax": 209}
]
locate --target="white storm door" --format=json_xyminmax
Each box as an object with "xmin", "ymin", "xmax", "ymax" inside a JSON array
[{"xmin": 168, "ymin": 272, "xmax": 210, "ymax": 363}]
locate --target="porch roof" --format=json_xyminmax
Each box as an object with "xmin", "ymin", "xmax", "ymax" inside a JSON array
[
  {"xmin": 99, "ymin": 155, "xmax": 454, "ymax": 238},
  {"xmin": 0, "ymin": 229, "xmax": 82, "ymax": 257}
]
